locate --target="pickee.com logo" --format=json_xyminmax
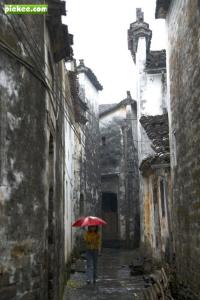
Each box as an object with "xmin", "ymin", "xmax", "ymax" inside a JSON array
[{"xmin": 4, "ymin": 4, "xmax": 48, "ymax": 15}]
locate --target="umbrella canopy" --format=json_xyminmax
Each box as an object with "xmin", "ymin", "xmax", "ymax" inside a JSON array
[{"xmin": 72, "ymin": 216, "xmax": 107, "ymax": 227}]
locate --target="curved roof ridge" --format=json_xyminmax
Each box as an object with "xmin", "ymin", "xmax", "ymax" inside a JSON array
[{"xmin": 99, "ymin": 95, "xmax": 137, "ymax": 117}]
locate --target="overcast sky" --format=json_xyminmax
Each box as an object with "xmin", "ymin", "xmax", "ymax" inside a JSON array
[{"xmin": 63, "ymin": 0, "xmax": 166, "ymax": 104}]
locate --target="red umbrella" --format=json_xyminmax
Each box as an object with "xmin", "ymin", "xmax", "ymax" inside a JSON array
[{"xmin": 72, "ymin": 216, "xmax": 107, "ymax": 227}]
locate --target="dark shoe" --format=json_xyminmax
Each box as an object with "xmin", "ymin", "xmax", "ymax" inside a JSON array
[{"xmin": 86, "ymin": 280, "xmax": 91, "ymax": 285}]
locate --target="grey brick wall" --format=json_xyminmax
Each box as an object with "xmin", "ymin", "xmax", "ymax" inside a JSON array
[
  {"xmin": 167, "ymin": 0, "xmax": 200, "ymax": 297},
  {"xmin": 0, "ymin": 13, "xmax": 65, "ymax": 300}
]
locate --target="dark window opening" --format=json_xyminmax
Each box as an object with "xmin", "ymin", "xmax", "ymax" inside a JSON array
[
  {"xmin": 49, "ymin": 133, "xmax": 54, "ymax": 155},
  {"xmin": 80, "ymin": 193, "xmax": 84, "ymax": 215},
  {"xmin": 48, "ymin": 186, "xmax": 54, "ymax": 244},
  {"xmin": 102, "ymin": 136, "xmax": 106, "ymax": 146},
  {"xmin": 153, "ymin": 185, "xmax": 158, "ymax": 204},
  {"xmin": 160, "ymin": 180, "xmax": 165, "ymax": 217},
  {"xmin": 102, "ymin": 193, "xmax": 117, "ymax": 212}
]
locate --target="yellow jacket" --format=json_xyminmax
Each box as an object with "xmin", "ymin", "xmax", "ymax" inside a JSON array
[{"xmin": 84, "ymin": 231, "xmax": 100, "ymax": 250}]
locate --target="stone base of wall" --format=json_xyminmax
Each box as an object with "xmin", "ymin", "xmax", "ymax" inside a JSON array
[
  {"xmin": 142, "ymin": 267, "xmax": 174, "ymax": 300},
  {"xmin": 170, "ymin": 278, "xmax": 200, "ymax": 300}
]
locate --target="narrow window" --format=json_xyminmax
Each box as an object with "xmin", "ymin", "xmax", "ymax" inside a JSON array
[
  {"xmin": 102, "ymin": 136, "xmax": 106, "ymax": 146},
  {"xmin": 49, "ymin": 133, "xmax": 54, "ymax": 155},
  {"xmin": 160, "ymin": 179, "xmax": 165, "ymax": 217},
  {"xmin": 80, "ymin": 193, "xmax": 84, "ymax": 215},
  {"xmin": 172, "ymin": 130, "xmax": 177, "ymax": 167}
]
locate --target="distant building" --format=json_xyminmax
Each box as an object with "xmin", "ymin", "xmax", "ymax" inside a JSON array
[
  {"xmin": 99, "ymin": 92, "xmax": 140, "ymax": 248},
  {"xmin": 128, "ymin": 9, "xmax": 171, "ymax": 261},
  {"xmin": 156, "ymin": 1, "xmax": 200, "ymax": 298},
  {"xmin": 77, "ymin": 60, "xmax": 103, "ymax": 217},
  {"xmin": 63, "ymin": 66, "xmax": 88, "ymax": 261}
]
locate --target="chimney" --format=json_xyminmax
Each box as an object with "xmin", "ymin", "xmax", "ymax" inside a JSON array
[
  {"xmin": 79, "ymin": 59, "xmax": 85, "ymax": 66},
  {"xmin": 136, "ymin": 8, "xmax": 144, "ymax": 22},
  {"xmin": 128, "ymin": 8, "xmax": 152, "ymax": 63},
  {"xmin": 127, "ymin": 91, "xmax": 132, "ymax": 99}
]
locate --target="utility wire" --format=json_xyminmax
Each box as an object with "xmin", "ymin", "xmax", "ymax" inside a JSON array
[
  {"xmin": 0, "ymin": 8, "xmax": 153, "ymax": 147},
  {"xmin": 1, "ymin": 10, "xmax": 83, "ymax": 143},
  {"xmin": 0, "ymin": 12, "xmax": 87, "ymax": 153},
  {"xmin": 10, "ymin": 12, "xmax": 102, "ymax": 149},
  {"xmin": 0, "ymin": 12, "xmax": 101, "ymax": 158},
  {"xmin": 12, "ymin": 11, "xmax": 149, "ymax": 147}
]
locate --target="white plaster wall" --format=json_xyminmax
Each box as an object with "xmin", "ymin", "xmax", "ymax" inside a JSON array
[
  {"xmin": 64, "ymin": 114, "xmax": 75, "ymax": 262},
  {"xmin": 136, "ymin": 38, "xmax": 152, "ymax": 164},
  {"xmin": 136, "ymin": 37, "xmax": 166, "ymax": 164},
  {"xmin": 143, "ymin": 74, "xmax": 164, "ymax": 116},
  {"xmin": 136, "ymin": 36, "xmax": 167, "ymax": 245},
  {"xmin": 78, "ymin": 73, "xmax": 99, "ymax": 115}
]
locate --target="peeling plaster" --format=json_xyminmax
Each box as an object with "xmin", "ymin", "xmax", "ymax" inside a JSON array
[
  {"xmin": 0, "ymin": 171, "xmax": 24, "ymax": 203},
  {"xmin": 7, "ymin": 112, "xmax": 21, "ymax": 131},
  {"xmin": 18, "ymin": 41, "xmax": 27, "ymax": 58},
  {"xmin": 0, "ymin": 70, "xmax": 18, "ymax": 99},
  {"xmin": 0, "ymin": 185, "xmax": 12, "ymax": 202}
]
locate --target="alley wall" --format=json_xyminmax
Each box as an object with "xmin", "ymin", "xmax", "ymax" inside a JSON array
[
  {"xmin": 77, "ymin": 63, "xmax": 102, "ymax": 218},
  {"xmin": 166, "ymin": 0, "xmax": 200, "ymax": 297},
  {"xmin": 0, "ymin": 5, "xmax": 73, "ymax": 299},
  {"xmin": 99, "ymin": 98, "xmax": 140, "ymax": 248}
]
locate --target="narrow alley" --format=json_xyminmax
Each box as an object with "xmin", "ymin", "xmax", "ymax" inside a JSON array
[
  {"xmin": 64, "ymin": 249, "xmax": 146, "ymax": 300},
  {"xmin": 0, "ymin": 0, "xmax": 200, "ymax": 300}
]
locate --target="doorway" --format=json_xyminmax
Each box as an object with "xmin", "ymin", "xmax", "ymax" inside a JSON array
[{"xmin": 102, "ymin": 193, "xmax": 118, "ymax": 246}]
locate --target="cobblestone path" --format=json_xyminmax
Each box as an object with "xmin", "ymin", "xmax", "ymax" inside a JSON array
[{"xmin": 64, "ymin": 248, "xmax": 146, "ymax": 300}]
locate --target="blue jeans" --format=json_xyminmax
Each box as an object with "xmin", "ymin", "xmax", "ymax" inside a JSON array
[{"xmin": 86, "ymin": 250, "xmax": 98, "ymax": 282}]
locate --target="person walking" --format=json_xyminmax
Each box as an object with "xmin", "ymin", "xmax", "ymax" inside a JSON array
[{"xmin": 84, "ymin": 226, "xmax": 101, "ymax": 284}]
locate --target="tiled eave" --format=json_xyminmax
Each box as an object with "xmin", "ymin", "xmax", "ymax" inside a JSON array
[
  {"xmin": 140, "ymin": 153, "xmax": 170, "ymax": 177},
  {"xmin": 46, "ymin": 0, "xmax": 73, "ymax": 62},
  {"xmin": 155, "ymin": 0, "xmax": 171, "ymax": 19}
]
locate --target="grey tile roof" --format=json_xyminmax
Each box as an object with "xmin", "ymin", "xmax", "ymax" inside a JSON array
[
  {"xmin": 77, "ymin": 61, "xmax": 103, "ymax": 91},
  {"xmin": 155, "ymin": 0, "xmax": 171, "ymax": 19},
  {"xmin": 99, "ymin": 104, "xmax": 118, "ymax": 115},
  {"xmin": 140, "ymin": 113, "xmax": 169, "ymax": 155},
  {"xmin": 146, "ymin": 50, "xmax": 166, "ymax": 72},
  {"xmin": 139, "ymin": 113, "xmax": 170, "ymax": 172},
  {"xmin": 99, "ymin": 96, "xmax": 137, "ymax": 117}
]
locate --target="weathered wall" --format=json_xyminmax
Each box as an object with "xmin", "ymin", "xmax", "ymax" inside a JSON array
[
  {"xmin": 136, "ymin": 37, "xmax": 167, "ymax": 164},
  {"xmin": 63, "ymin": 70, "xmax": 85, "ymax": 260},
  {"xmin": 100, "ymin": 107, "xmax": 126, "ymax": 245},
  {"xmin": 166, "ymin": 0, "xmax": 200, "ymax": 297},
  {"xmin": 78, "ymin": 71, "xmax": 101, "ymax": 217},
  {"xmin": 128, "ymin": 12, "xmax": 168, "ymax": 251},
  {"xmin": 64, "ymin": 72, "xmax": 76, "ymax": 262},
  {"xmin": 100, "ymin": 101, "xmax": 140, "ymax": 248},
  {"xmin": 0, "ymin": 11, "xmax": 65, "ymax": 300},
  {"xmin": 142, "ymin": 169, "xmax": 172, "ymax": 262},
  {"xmin": 135, "ymin": 38, "xmax": 167, "ymax": 250}
]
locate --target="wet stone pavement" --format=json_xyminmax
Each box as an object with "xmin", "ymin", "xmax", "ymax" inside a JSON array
[{"xmin": 64, "ymin": 249, "xmax": 146, "ymax": 300}]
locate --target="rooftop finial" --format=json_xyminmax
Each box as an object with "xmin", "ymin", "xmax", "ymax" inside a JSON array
[
  {"xmin": 136, "ymin": 8, "xmax": 144, "ymax": 22},
  {"xmin": 79, "ymin": 59, "xmax": 85, "ymax": 66},
  {"xmin": 127, "ymin": 91, "xmax": 131, "ymax": 99},
  {"xmin": 128, "ymin": 8, "xmax": 152, "ymax": 62}
]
